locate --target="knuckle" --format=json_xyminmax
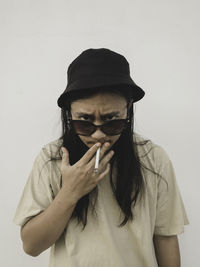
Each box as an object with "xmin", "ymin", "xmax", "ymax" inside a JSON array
[
  {"xmin": 77, "ymin": 161, "xmax": 84, "ymax": 168},
  {"xmin": 86, "ymin": 149, "xmax": 95, "ymax": 159},
  {"xmin": 76, "ymin": 164, "xmax": 85, "ymax": 175},
  {"xmin": 85, "ymin": 166, "xmax": 91, "ymax": 175},
  {"xmin": 102, "ymin": 146, "xmax": 108, "ymax": 153}
]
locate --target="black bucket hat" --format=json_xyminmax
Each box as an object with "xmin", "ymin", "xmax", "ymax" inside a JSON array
[{"xmin": 57, "ymin": 48, "xmax": 145, "ymax": 108}]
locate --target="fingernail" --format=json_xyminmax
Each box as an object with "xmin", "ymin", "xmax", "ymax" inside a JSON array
[
  {"xmin": 105, "ymin": 142, "xmax": 110, "ymax": 147},
  {"xmin": 96, "ymin": 143, "xmax": 101, "ymax": 147}
]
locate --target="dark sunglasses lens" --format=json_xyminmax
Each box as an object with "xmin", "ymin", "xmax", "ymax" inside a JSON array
[
  {"xmin": 72, "ymin": 121, "xmax": 94, "ymax": 135},
  {"xmin": 103, "ymin": 120, "xmax": 126, "ymax": 135}
]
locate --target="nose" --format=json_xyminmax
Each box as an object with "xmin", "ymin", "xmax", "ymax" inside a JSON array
[{"xmin": 90, "ymin": 128, "xmax": 106, "ymax": 140}]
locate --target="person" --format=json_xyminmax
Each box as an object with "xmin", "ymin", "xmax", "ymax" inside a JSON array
[{"xmin": 13, "ymin": 48, "xmax": 189, "ymax": 267}]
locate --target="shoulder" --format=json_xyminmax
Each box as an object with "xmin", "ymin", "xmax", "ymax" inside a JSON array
[
  {"xmin": 41, "ymin": 138, "xmax": 63, "ymax": 159},
  {"xmin": 133, "ymin": 132, "xmax": 172, "ymax": 174},
  {"xmin": 30, "ymin": 138, "xmax": 63, "ymax": 180},
  {"xmin": 32, "ymin": 138, "xmax": 63, "ymax": 167}
]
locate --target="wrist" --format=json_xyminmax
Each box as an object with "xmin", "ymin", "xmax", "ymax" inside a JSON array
[{"xmin": 59, "ymin": 186, "xmax": 79, "ymax": 206}]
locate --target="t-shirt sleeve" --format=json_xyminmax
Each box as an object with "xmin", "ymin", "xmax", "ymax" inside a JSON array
[
  {"xmin": 13, "ymin": 147, "xmax": 54, "ymax": 227},
  {"xmin": 153, "ymin": 146, "xmax": 189, "ymax": 236}
]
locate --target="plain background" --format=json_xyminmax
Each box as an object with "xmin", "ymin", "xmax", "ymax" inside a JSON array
[{"xmin": 1, "ymin": 0, "xmax": 199, "ymax": 266}]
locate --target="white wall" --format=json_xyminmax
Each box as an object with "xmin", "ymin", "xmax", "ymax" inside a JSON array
[{"xmin": 1, "ymin": 0, "xmax": 199, "ymax": 266}]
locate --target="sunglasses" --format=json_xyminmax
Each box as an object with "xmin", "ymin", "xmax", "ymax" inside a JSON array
[{"xmin": 69, "ymin": 119, "xmax": 130, "ymax": 136}]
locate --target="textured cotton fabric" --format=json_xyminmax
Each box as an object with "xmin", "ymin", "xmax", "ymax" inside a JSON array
[{"xmin": 13, "ymin": 133, "xmax": 189, "ymax": 267}]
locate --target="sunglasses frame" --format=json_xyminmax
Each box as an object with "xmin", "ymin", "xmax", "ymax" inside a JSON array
[
  {"xmin": 65, "ymin": 109, "xmax": 132, "ymax": 135},
  {"xmin": 69, "ymin": 118, "xmax": 130, "ymax": 136}
]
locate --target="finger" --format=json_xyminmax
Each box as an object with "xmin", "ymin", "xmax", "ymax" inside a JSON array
[
  {"xmin": 99, "ymin": 150, "xmax": 114, "ymax": 169},
  {"xmin": 87, "ymin": 142, "xmax": 112, "ymax": 169},
  {"xmin": 88, "ymin": 150, "xmax": 114, "ymax": 174},
  {"xmin": 99, "ymin": 142, "xmax": 112, "ymax": 159},
  {"xmin": 80, "ymin": 143, "xmax": 101, "ymax": 165},
  {"xmin": 61, "ymin": 147, "xmax": 70, "ymax": 166}
]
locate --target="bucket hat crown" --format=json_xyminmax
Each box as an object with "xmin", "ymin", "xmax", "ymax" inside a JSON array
[{"xmin": 57, "ymin": 48, "xmax": 145, "ymax": 108}]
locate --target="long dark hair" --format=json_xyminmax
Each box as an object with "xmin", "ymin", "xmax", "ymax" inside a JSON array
[{"xmin": 50, "ymin": 86, "xmax": 156, "ymax": 230}]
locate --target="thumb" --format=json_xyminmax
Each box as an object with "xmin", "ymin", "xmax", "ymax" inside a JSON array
[{"xmin": 61, "ymin": 147, "xmax": 70, "ymax": 166}]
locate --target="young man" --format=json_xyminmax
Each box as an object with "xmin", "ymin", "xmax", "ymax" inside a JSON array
[{"xmin": 13, "ymin": 48, "xmax": 189, "ymax": 267}]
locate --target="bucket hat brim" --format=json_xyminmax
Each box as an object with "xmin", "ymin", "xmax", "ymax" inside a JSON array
[{"xmin": 57, "ymin": 74, "xmax": 145, "ymax": 108}]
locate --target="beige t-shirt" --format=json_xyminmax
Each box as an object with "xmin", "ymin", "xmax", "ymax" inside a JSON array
[{"xmin": 13, "ymin": 133, "xmax": 189, "ymax": 267}]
